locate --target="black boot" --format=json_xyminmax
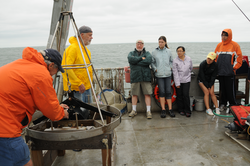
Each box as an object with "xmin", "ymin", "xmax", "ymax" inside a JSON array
[
  {"xmin": 161, "ymin": 110, "xmax": 166, "ymax": 118},
  {"xmin": 169, "ymin": 109, "xmax": 175, "ymax": 117}
]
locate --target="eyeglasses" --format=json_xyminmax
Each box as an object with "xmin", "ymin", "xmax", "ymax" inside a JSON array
[{"xmin": 136, "ymin": 42, "xmax": 144, "ymax": 45}]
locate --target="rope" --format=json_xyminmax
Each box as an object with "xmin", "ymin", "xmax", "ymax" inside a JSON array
[
  {"xmin": 100, "ymin": 69, "xmax": 104, "ymax": 88},
  {"xmin": 239, "ymin": 105, "xmax": 250, "ymax": 115},
  {"xmin": 110, "ymin": 69, "xmax": 113, "ymax": 89},
  {"xmin": 64, "ymin": 51, "xmax": 71, "ymax": 92},
  {"xmin": 221, "ymin": 118, "xmax": 230, "ymax": 124}
]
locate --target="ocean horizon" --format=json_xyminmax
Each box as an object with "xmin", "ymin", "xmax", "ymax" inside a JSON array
[
  {"xmin": 1, "ymin": 42, "xmax": 249, "ymax": 69},
  {"xmin": 1, "ymin": 42, "xmax": 249, "ymax": 97}
]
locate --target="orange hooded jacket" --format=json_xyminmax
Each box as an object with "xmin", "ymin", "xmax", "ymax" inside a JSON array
[
  {"xmin": 215, "ymin": 29, "xmax": 242, "ymax": 76},
  {"xmin": 0, "ymin": 47, "xmax": 65, "ymax": 138}
]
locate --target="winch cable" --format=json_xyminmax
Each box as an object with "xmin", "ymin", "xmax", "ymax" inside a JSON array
[{"xmin": 232, "ymin": 0, "xmax": 250, "ymax": 22}]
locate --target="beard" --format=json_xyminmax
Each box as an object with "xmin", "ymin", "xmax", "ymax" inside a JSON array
[
  {"xmin": 85, "ymin": 40, "xmax": 91, "ymax": 46},
  {"xmin": 136, "ymin": 48, "xmax": 143, "ymax": 52}
]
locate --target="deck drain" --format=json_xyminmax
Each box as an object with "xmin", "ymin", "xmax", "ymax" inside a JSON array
[{"xmin": 212, "ymin": 154, "xmax": 218, "ymax": 158}]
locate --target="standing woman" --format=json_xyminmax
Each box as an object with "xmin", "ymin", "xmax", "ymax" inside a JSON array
[
  {"xmin": 151, "ymin": 36, "xmax": 175, "ymax": 118},
  {"xmin": 172, "ymin": 46, "xmax": 193, "ymax": 117}
]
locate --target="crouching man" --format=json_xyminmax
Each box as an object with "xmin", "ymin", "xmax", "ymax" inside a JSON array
[{"xmin": 0, "ymin": 47, "xmax": 69, "ymax": 166}]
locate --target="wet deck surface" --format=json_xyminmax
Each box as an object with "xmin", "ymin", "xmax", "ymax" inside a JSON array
[{"xmin": 52, "ymin": 111, "xmax": 250, "ymax": 166}]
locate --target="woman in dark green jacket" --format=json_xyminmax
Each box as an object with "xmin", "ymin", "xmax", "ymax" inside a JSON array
[{"xmin": 197, "ymin": 52, "xmax": 220, "ymax": 115}]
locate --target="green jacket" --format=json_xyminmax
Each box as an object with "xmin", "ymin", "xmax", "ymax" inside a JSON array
[{"xmin": 127, "ymin": 48, "xmax": 152, "ymax": 83}]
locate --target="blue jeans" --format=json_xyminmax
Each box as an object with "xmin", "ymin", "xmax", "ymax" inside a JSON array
[
  {"xmin": 0, "ymin": 137, "xmax": 30, "ymax": 166},
  {"xmin": 157, "ymin": 77, "xmax": 172, "ymax": 99},
  {"xmin": 73, "ymin": 89, "xmax": 93, "ymax": 103}
]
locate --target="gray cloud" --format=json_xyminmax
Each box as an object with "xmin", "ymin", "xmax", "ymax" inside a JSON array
[{"xmin": 0, "ymin": 0, "xmax": 249, "ymax": 47}]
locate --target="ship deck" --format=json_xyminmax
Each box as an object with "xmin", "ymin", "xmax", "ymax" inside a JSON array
[{"xmin": 52, "ymin": 110, "xmax": 250, "ymax": 166}]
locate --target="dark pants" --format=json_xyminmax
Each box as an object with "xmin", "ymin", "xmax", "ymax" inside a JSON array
[
  {"xmin": 219, "ymin": 75, "xmax": 237, "ymax": 106},
  {"xmin": 176, "ymin": 82, "xmax": 191, "ymax": 114}
]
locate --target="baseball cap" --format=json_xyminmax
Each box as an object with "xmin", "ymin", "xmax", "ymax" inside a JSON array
[
  {"xmin": 207, "ymin": 52, "xmax": 216, "ymax": 60},
  {"xmin": 40, "ymin": 49, "xmax": 65, "ymax": 73}
]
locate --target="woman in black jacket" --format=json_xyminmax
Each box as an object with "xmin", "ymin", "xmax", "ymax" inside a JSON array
[{"xmin": 197, "ymin": 52, "xmax": 220, "ymax": 115}]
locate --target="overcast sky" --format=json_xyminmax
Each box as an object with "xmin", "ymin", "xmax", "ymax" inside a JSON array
[{"xmin": 0, "ymin": 0, "xmax": 250, "ymax": 48}]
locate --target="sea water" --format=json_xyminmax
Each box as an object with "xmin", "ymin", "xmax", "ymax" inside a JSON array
[
  {"xmin": 1, "ymin": 42, "xmax": 249, "ymax": 68},
  {"xmin": 0, "ymin": 42, "xmax": 249, "ymax": 94}
]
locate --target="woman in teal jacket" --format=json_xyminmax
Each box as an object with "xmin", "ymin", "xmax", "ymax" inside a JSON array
[{"xmin": 151, "ymin": 36, "xmax": 175, "ymax": 118}]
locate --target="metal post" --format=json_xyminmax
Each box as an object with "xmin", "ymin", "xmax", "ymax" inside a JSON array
[
  {"xmin": 48, "ymin": 11, "xmax": 114, "ymax": 126},
  {"xmin": 69, "ymin": 14, "xmax": 105, "ymax": 124},
  {"xmin": 49, "ymin": 13, "xmax": 63, "ymax": 49}
]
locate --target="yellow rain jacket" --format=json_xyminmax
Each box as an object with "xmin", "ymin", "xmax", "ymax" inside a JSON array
[{"xmin": 62, "ymin": 36, "xmax": 93, "ymax": 91}]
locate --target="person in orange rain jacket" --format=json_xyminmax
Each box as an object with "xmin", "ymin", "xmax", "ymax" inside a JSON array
[
  {"xmin": 0, "ymin": 47, "xmax": 69, "ymax": 166},
  {"xmin": 215, "ymin": 29, "xmax": 242, "ymax": 110}
]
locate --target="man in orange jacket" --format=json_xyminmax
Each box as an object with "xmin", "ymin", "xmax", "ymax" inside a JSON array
[
  {"xmin": 0, "ymin": 47, "xmax": 69, "ymax": 166},
  {"xmin": 215, "ymin": 29, "xmax": 242, "ymax": 110}
]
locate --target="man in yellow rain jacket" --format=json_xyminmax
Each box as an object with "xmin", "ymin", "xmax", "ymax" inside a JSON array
[{"xmin": 62, "ymin": 26, "xmax": 93, "ymax": 119}]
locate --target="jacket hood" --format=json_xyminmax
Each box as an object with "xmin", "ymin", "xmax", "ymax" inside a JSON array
[
  {"xmin": 22, "ymin": 47, "xmax": 47, "ymax": 68},
  {"xmin": 69, "ymin": 36, "xmax": 85, "ymax": 48},
  {"xmin": 69, "ymin": 36, "xmax": 78, "ymax": 44},
  {"xmin": 221, "ymin": 29, "xmax": 232, "ymax": 45}
]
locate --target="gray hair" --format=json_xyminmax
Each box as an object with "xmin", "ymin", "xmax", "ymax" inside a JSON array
[
  {"xmin": 44, "ymin": 59, "xmax": 58, "ymax": 69},
  {"xmin": 40, "ymin": 51, "xmax": 59, "ymax": 69}
]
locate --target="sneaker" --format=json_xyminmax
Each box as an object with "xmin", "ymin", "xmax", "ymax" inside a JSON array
[
  {"xmin": 186, "ymin": 113, "xmax": 191, "ymax": 117},
  {"xmin": 169, "ymin": 110, "xmax": 175, "ymax": 117},
  {"xmin": 215, "ymin": 108, "xmax": 220, "ymax": 115},
  {"xmin": 147, "ymin": 111, "xmax": 152, "ymax": 119},
  {"xmin": 179, "ymin": 112, "xmax": 185, "ymax": 116},
  {"xmin": 206, "ymin": 108, "xmax": 213, "ymax": 116},
  {"xmin": 160, "ymin": 110, "xmax": 166, "ymax": 118},
  {"xmin": 219, "ymin": 105, "xmax": 226, "ymax": 112},
  {"xmin": 129, "ymin": 110, "xmax": 137, "ymax": 117}
]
